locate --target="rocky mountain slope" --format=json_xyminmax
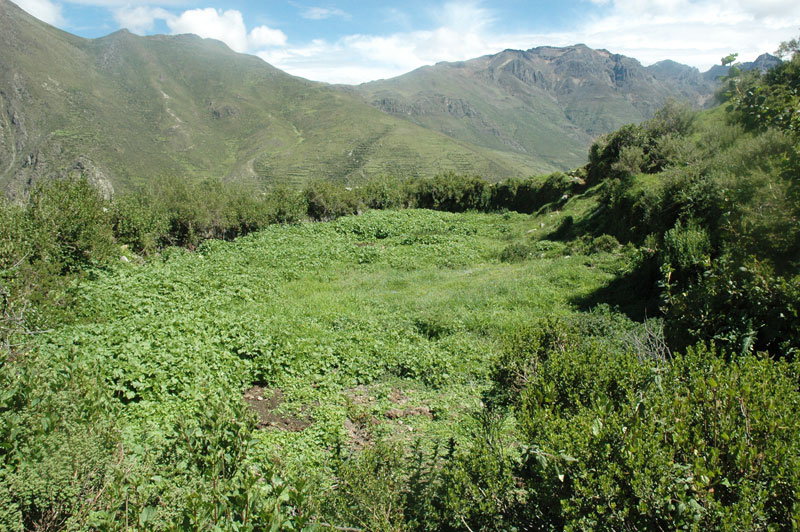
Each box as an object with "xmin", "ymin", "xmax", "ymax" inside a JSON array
[
  {"xmin": 349, "ymin": 45, "xmax": 721, "ymax": 170},
  {"xmin": 0, "ymin": 0, "xmax": 547, "ymax": 196},
  {"xmin": 2, "ymin": 0, "xmax": 756, "ymax": 195}
]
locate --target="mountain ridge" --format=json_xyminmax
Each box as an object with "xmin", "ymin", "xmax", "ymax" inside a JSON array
[
  {"xmin": 1, "ymin": 0, "xmax": 550, "ymax": 195},
  {"xmin": 1, "ymin": 0, "xmax": 771, "ymax": 196},
  {"xmin": 348, "ymin": 44, "xmax": 723, "ymax": 169}
]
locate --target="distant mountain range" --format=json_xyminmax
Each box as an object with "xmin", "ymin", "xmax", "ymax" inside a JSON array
[
  {"xmin": 348, "ymin": 45, "xmax": 725, "ymax": 171},
  {"xmin": 0, "ymin": 0, "xmax": 781, "ymax": 195}
]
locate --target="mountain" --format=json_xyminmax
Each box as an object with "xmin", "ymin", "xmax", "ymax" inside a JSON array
[
  {"xmin": 0, "ymin": 0, "xmax": 550, "ymax": 196},
  {"xmin": 703, "ymin": 53, "xmax": 783, "ymax": 82},
  {"xmin": 348, "ymin": 45, "xmax": 719, "ymax": 170}
]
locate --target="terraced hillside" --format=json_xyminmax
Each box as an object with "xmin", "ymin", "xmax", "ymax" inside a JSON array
[{"xmin": 0, "ymin": 0, "xmax": 549, "ymax": 196}]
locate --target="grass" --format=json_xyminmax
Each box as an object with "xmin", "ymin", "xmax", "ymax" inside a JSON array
[{"xmin": 31, "ymin": 207, "xmax": 630, "ymax": 493}]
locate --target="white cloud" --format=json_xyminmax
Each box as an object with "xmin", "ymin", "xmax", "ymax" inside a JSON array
[
  {"xmin": 573, "ymin": 0, "xmax": 800, "ymax": 69},
  {"xmin": 249, "ymin": 24, "xmax": 288, "ymax": 47},
  {"xmin": 110, "ymin": 6, "xmax": 287, "ymax": 52},
  {"xmin": 167, "ymin": 8, "xmax": 250, "ymax": 51},
  {"xmin": 15, "ymin": 0, "xmax": 65, "ymax": 25},
  {"xmin": 261, "ymin": 2, "xmax": 500, "ymax": 83},
  {"xmin": 63, "ymin": 0, "xmax": 187, "ymax": 6},
  {"xmin": 301, "ymin": 6, "xmax": 349, "ymax": 20},
  {"xmin": 113, "ymin": 5, "xmax": 171, "ymax": 33},
  {"xmin": 99, "ymin": 0, "xmax": 800, "ymax": 83}
]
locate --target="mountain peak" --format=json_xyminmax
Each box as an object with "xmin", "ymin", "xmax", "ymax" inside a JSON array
[{"xmin": 354, "ymin": 42, "xmax": 720, "ymax": 171}]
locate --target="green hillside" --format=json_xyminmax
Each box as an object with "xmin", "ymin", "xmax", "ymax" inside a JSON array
[
  {"xmin": 0, "ymin": 0, "xmax": 551, "ymax": 196},
  {"xmin": 350, "ymin": 45, "xmax": 717, "ymax": 171},
  {"xmin": 2, "ymin": 4, "xmax": 799, "ymax": 529}
]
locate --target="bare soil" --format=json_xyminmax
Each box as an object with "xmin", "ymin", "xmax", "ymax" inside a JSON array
[{"xmin": 243, "ymin": 385, "xmax": 312, "ymax": 432}]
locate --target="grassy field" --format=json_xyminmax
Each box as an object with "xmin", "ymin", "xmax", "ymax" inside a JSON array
[
  {"xmin": 4, "ymin": 204, "xmax": 647, "ymax": 528},
  {"xmin": 66, "ymin": 206, "xmax": 625, "ymax": 457}
]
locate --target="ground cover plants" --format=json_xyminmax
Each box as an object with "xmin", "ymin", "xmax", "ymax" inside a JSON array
[{"xmin": 1, "ymin": 42, "xmax": 799, "ymax": 531}]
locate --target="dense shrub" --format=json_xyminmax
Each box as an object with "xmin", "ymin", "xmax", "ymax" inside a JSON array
[
  {"xmin": 360, "ymin": 175, "xmax": 410, "ymax": 210},
  {"xmin": 499, "ymin": 242, "xmax": 534, "ymax": 263},
  {"xmin": 1, "ymin": 177, "xmax": 116, "ymax": 339},
  {"xmin": 409, "ymin": 172, "xmax": 490, "ymax": 212},
  {"xmin": 586, "ymin": 101, "xmax": 696, "ymax": 185},
  {"xmin": 110, "ymin": 192, "xmax": 170, "ymax": 255},
  {"xmin": 264, "ymin": 185, "xmax": 308, "ymax": 224},
  {"xmin": 26, "ymin": 176, "xmax": 116, "ymax": 274},
  {"xmin": 515, "ymin": 341, "xmax": 800, "ymax": 530},
  {"xmin": 303, "ymin": 179, "xmax": 361, "ymax": 221},
  {"xmin": 663, "ymin": 255, "xmax": 800, "ymax": 355}
]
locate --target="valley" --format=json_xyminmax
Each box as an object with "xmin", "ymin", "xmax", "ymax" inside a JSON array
[{"xmin": 1, "ymin": 1, "xmax": 799, "ymax": 530}]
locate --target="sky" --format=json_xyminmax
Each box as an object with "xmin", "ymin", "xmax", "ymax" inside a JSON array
[{"xmin": 13, "ymin": 0, "xmax": 800, "ymax": 84}]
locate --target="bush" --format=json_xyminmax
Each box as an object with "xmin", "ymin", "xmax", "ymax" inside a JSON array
[
  {"xmin": 304, "ymin": 179, "xmax": 361, "ymax": 221},
  {"xmin": 509, "ymin": 339, "xmax": 800, "ymax": 531},
  {"xmin": 499, "ymin": 243, "xmax": 534, "ymax": 263},
  {"xmin": 361, "ymin": 175, "xmax": 410, "ymax": 210},
  {"xmin": 27, "ymin": 176, "xmax": 115, "ymax": 274},
  {"xmin": 110, "ymin": 192, "xmax": 170, "ymax": 255},
  {"xmin": 410, "ymin": 172, "xmax": 490, "ymax": 212},
  {"xmin": 591, "ymin": 234, "xmax": 620, "ymax": 253},
  {"xmin": 0, "ymin": 177, "xmax": 116, "ymax": 337},
  {"xmin": 264, "ymin": 185, "xmax": 307, "ymax": 224},
  {"xmin": 663, "ymin": 255, "xmax": 800, "ymax": 355}
]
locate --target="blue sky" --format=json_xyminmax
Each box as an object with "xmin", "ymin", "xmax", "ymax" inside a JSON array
[{"xmin": 14, "ymin": 0, "xmax": 800, "ymax": 84}]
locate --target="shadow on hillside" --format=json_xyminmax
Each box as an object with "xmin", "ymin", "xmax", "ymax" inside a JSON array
[{"xmin": 570, "ymin": 256, "xmax": 662, "ymax": 322}]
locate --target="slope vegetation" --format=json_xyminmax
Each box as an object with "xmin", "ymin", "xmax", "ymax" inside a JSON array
[{"xmin": 2, "ymin": 12, "xmax": 799, "ymax": 532}]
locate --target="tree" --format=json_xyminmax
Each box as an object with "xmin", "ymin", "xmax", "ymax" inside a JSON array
[
  {"xmin": 775, "ymin": 35, "xmax": 799, "ymax": 59},
  {"xmin": 721, "ymin": 52, "xmax": 738, "ymax": 66}
]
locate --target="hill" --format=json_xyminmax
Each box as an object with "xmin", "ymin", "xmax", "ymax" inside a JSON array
[
  {"xmin": 0, "ymin": 0, "xmax": 550, "ymax": 196},
  {"xmin": 349, "ymin": 45, "xmax": 719, "ymax": 170}
]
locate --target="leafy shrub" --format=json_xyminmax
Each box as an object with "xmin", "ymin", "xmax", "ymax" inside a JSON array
[
  {"xmin": 0, "ymin": 177, "xmax": 116, "ymax": 338},
  {"xmin": 0, "ymin": 201, "xmax": 33, "ymax": 353},
  {"xmin": 499, "ymin": 242, "xmax": 534, "ymax": 263},
  {"xmin": 663, "ymin": 256, "xmax": 800, "ymax": 355},
  {"xmin": 110, "ymin": 192, "xmax": 170, "ymax": 255},
  {"xmin": 264, "ymin": 185, "xmax": 308, "ymax": 224},
  {"xmin": 591, "ymin": 234, "xmax": 620, "ymax": 253},
  {"xmin": 662, "ymin": 222, "xmax": 711, "ymax": 275},
  {"xmin": 325, "ymin": 441, "xmax": 410, "ymax": 531},
  {"xmin": 27, "ymin": 176, "xmax": 115, "ymax": 274},
  {"xmin": 515, "ymin": 342, "xmax": 800, "ymax": 531},
  {"xmin": 587, "ymin": 124, "xmax": 644, "ymax": 184},
  {"xmin": 304, "ymin": 179, "xmax": 361, "ymax": 221},
  {"xmin": 360, "ymin": 175, "xmax": 410, "ymax": 210},
  {"xmin": 410, "ymin": 172, "xmax": 490, "ymax": 212},
  {"xmin": 727, "ymin": 54, "xmax": 800, "ymax": 136}
]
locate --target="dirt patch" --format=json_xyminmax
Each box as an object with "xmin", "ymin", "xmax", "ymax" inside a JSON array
[
  {"xmin": 385, "ymin": 406, "xmax": 433, "ymax": 420},
  {"xmin": 243, "ymin": 385, "xmax": 311, "ymax": 432},
  {"xmin": 388, "ymin": 388, "xmax": 408, "ymax": 406},
  {"xmin": 346, "ymin": 385, "xmax": 374, "ymax": 406}
]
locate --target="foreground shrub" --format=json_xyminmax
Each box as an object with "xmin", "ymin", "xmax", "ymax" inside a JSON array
[
  {"xmin": 26, "ymin": 176, "xmax": 115, "ymax": 274},
  {"xmin": 515, "ymin": 341, "xmax": 800, "ymax": 530}
]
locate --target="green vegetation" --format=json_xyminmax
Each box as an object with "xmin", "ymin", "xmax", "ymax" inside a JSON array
[
  {"xmin": 2, "ymin": 35, "xmax": 799, "ymax": 532},
  {"xmin": 576, "ymin": 54, "xmax": 800, "ymax": 355}
]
